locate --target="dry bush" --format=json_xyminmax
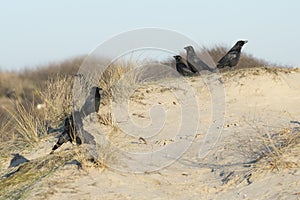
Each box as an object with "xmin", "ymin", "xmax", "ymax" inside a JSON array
[
  {"xmin": 0, "ymin": 56, "xmax": 84, "ymax": 102},
  {"xmin": 19, "ymin": 56, "xmax": 84, "ymax": 85},
  {"xmin": 0, "ymin": 72, "xmax": 23, "ymax": 99}
]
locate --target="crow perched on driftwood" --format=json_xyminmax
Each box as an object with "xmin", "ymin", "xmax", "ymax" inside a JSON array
[
  {"xmin": 184, "ymin": 46, "xmax": 214, "ymax": 73},
  {"xmin": 216, "ymin": 40, "xmax": 248, "ymax": 69},
  {"xmin": 50, "ymin": 86, "xmax": 101, "ymax": 154},
  {"xmin": 173, "ymin": 55, "xmax": 195, "ymax": 76}
]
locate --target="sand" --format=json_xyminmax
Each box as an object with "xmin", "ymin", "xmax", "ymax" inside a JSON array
[{"xmin": 1, "ymin": 67, "xmax": 300, "ymax": 200}]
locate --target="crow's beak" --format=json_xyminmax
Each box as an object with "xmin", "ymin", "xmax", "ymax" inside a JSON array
[
  {"xmin": 173, "ymin": 56, "xmax": 176, "ymax": 58},
  {"xmin": 184, "ymin": 47, "xmax": 187, "ymax": 50},
  {"xmin": 244, "ymin": 40, "xmax": 248, "ymax": 43}
]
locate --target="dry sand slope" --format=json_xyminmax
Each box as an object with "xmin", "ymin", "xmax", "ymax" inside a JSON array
[{"xmin": 2, "ymin": 67, "xmax": 300, "ymax": 200}]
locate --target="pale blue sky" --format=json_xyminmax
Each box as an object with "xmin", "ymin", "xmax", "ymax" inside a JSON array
[{"xmin": 0, "ymin": 0, "xmax": 299, "ymax": 70}]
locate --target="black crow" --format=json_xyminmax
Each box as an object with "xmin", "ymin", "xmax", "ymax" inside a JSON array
[
  {"xmin": 184, "ymin": 46, "xmax": 214, "ymax": 73},
  {"xmin": 50, "ymin": 86, "xmax": 101, "ymax": 154},
  {"xmin": 173, "ymin": 55, "xmax": 195, "ymax": 76},
  {"xmin": 216, "ymin": 40, "xmax": 248, "ymax": 69},
  {"xmin": 51, "ymin": 113, "xmax": 78, "ymax": 153}
]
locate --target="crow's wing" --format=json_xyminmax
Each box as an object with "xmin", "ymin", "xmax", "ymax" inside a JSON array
[
  {"xmin": 217, "ymin": 51, "xmax": 237, "ymax": 66},
  {"xmin": 176, "ymin": 62, "xmax": 187, "ymax": 73},
  {"xmin": 181, "ymin": 66, "xmax": 195, "ymax": 76}
]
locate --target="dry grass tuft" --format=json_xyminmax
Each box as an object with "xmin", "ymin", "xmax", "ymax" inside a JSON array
[
  {"xmin": 0, "ymin": 110, "xmax": 13, "ymax": 142},
  {"xmin": 98, "ymin": 61, "xmax": 141, "ymax": 126},
  {"xmin": 37, "ymin": 75, "xmax": 74, "ymax": 128},
  {"xmin": 240, "ymin": 127, "xmax": 300, "ymax": 171},
  {"xmin": 98, "ymin": 112, "xmax": 114, "ymax": 126},
  {"xmin": 3, "ymin": 100, "xmax": 41, "ymax": 147},
  {"xmin": 99, "ymin": 61, "xmax": 138, "ymax": 101}
]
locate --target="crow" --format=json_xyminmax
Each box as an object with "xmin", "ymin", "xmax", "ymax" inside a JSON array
[
  {"xmin": 216, "ymin": 40, "xmax": 248, "ymax": 69},
  {"xmin": 173, "ymin": 55, "xmax": 195, "ymax": 76},
  {"xmin": 50, "ymin": 86, "xmax": 101, "ymax": 154},
  {"xmin": 50, "ymin": 113, "xmax": 79, "ymax": 153},
  {"xmin": 184, "ymin": 46, "xmax": 214, "ymax": 73}
]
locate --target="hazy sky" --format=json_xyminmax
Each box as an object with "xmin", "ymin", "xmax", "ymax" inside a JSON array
[{"xmin": 0, "ymin": 0, "xmax": 299, "ymax": 70}]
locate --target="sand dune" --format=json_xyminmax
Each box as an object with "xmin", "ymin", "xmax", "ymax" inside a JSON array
[{"xmin": 1, "ymin": 67, "xmax": 300, "ymax": 200}]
